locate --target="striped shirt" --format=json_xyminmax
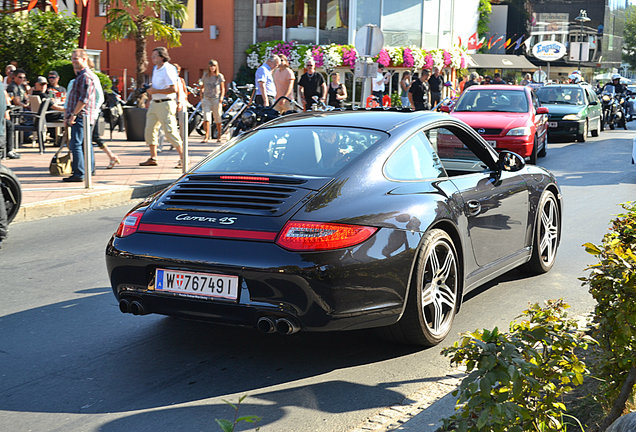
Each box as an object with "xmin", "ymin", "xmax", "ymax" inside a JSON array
[{"xmin": 65, "ymin": 67, "xmax": 98, "ymax": 124}]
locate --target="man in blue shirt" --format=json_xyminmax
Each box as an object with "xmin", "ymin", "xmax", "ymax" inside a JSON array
[{"xmin": 254, "ymin": 54, "xmax": 280, "ymax": 107}]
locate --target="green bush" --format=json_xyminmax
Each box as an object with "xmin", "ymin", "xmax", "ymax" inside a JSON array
[
  {"xmin": 95, "ymin": 71, "xmax": 113, "ymax": 94},
  {"xmin": 581, "ymin": 202, "xmax": 636, "ymax": 419},
  {"xmin": 441, "ymin": 300, "xmax": 592, "ymax": 432}
]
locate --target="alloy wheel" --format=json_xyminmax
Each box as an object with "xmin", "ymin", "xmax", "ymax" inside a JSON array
[
  {"xmin": 538, "ymin": 195, "xmax": 559, "ymax": 267},
  {"xmin": 421, "ymin": 239, "xmax": 458, "ymax": 337}
]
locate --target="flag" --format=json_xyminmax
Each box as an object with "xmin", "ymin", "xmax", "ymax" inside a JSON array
[
  {"xmin": 476, "ymin": 37, "xmax": 486, "ymax": 50},
  {"xmin": 27, "ymin": 0, "xmax": 38, "ymax": 10},
  {"xmin": 492, "ymin": 35, "xmax": 504, "ymax": 48},
  {"xmin": 513, "ymin": 35, "xmax": 525, "ymax": 50},
  {"xmin": 467, "ymin": 32, "xmax": 478, "ymax": 50},
  {"xmin": 522, "ymin": 36, "xmax": 532, "ymax": 50},
  {"xmin": 504, "ymin": 38, "xmax": 512, "ymax": 48},
  {"xmin": 487, "ymin": 35, "xmax": 495, "ymax": 49},
  {"xmin": 458, "ymin": 36, "xmax": 462, "ymax": 47}
]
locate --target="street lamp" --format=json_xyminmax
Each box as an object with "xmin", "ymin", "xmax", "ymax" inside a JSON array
[{"xmin": 575, "ymin": 9, "xmax": 591, "ymax": 71}]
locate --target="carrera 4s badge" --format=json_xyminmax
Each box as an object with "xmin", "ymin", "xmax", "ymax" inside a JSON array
[{"xmin": 175, "ymin": 214, "xmax": 237, "ymax": 225}]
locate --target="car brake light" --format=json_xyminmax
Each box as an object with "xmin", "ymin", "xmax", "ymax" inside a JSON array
[
  {"xmin": 276, "ymin": 221, "xmax": 378, "ymax": 251},
  {"xmin": 115, "ymin": 210, "xmax": 146, "ymax": 237}
]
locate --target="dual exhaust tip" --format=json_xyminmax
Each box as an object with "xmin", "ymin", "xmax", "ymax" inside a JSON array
[
  {"xmin": 119, "ymin": 298, "xmax": 299, "ymax": 335},
  {"xmin": 119, "ymin": 298, "xmax": 147, "ymax": 315},
  {"xmin": 257, "ymin": 316, "xmax": 300, "ymax": 335}
]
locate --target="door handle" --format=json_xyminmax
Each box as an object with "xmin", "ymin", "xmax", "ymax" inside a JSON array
[{"xmin": 466, "ymin": 200, "xmax": 481, "ymax": 216}]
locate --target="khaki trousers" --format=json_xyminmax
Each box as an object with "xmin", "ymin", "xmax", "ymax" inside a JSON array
[{"xmin": 145, "ymin": 100, "xmax": 182, "ymax": 148}]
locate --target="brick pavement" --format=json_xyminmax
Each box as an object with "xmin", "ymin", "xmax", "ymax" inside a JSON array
[{"xmin": 3, "ymin": 128, "xmax": 226, "ymax": 222}]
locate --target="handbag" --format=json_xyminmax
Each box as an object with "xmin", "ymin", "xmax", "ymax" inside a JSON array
[{"xmin": 48, "ymin": 129, "xmax": 72, "ymax": 176}]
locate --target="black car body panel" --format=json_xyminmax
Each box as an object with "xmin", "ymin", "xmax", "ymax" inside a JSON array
[{"xmin": 106, "ymin": 111, "xmax": 561, "ymax": 337}]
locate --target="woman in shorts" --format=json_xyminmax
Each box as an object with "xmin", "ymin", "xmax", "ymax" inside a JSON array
[{"xmin": 200, "ymin": 59, "xmax": 225, "ymax": 143}]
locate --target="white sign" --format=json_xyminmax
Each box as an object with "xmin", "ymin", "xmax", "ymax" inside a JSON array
[
  {"xmin": 355, "ymin": 24, "xmax": 384, "ymax": 57},
  {"xmin": 533, "ymin": 70, "xmax": 547, "ymax": 83},
  {"xmin": 532, "ymin": 41, "xmax": 567, "ymax": 61}
]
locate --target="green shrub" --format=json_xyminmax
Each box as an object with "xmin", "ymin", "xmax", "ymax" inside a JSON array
[
  {"xmin": 95, "ymin": 71, "xmax": 113, "ymax": 94},
  {"xmin": 441, "ymin": 300, "xmax": 592, "ymax": 432},
  {"xmin": 581, "ymin": 202, "xmax": 636, "ymax": 418}
]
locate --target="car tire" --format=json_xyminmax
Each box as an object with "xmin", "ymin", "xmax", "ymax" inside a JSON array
[
  {"xmin": 381, "ymin": 229, "xmax": 459, "ymax": 346},
  {"xmin": 576, "ymin": 120, "xmax": 587, "ymax": 142},
  {"xmin": 0, "ymin": 164, "xmax": 22, "ymax": 224},
  {"xmin": 591, "ymin": 117, "xmax": 600, "ymax": 137},
  {"xmin": 538, "ymin": 134, "xmax": 547, "ymax": 157},
  {"xmin": 528, "ymin": 136, "xmax": 538, "ymax": 164},
  {"xmin": 524, "ymin": 190, "xmax": 560, "ymax": 274}
]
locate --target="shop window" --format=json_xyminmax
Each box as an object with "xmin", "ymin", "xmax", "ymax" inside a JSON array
[
  {"xmin": 256, "ymin": 0, "xmax": 284, "ymax": 42},
  {"xmin": 286, "ymin": 0, "xmax": 317, "ymax": 44},
  {"xmin": 319, "ymin": 0, "xmax": 349, "ymax": 45},
  {"xmin": 356, "ymin": 0, "xmax": 380, "ymax": 30},
  {"xmin": 382, "ymin": 0, "xmax": 421, "ymax": 46}
]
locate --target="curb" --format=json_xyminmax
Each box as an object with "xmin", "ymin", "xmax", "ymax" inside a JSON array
[{"xmin": 13, "ymin": 181, "xmax": 172, "ymax": 223}]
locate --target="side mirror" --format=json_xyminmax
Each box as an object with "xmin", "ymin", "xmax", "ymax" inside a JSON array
[
  {"xmin": 589, "ymin": 100, "xmax": 598, "ymax": 105},
  {"xmin": 439, "ymin": 105, "xmax": 451, "ymax": 113},
  {"xmin": 536, "ymin": 107, "xmax": 549, "ymax": 114},
  {"xmin": 498, "ymin": 150, "xmax": 525, "ymax": 172}
]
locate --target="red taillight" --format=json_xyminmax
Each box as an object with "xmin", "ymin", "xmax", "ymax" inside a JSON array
[
  {"xmin": 220, "ymin": 175, "xmax": 270, "ymax": 182},
  {"xmin": 115, "ymin": 210, "xmax": 145, "ymax": 238},
  {"xmin": 276, "ymin": 221, "xmax": 378, "ymax": 251}
]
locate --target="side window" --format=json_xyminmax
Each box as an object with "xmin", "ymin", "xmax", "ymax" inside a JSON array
[
  {"xmin": 531, "ymin": 91, "xmax": 540, "ymax": 110},
  {"xmin": 385, "ymin": 132, "xmax": 445, "ymax": 180},
  {"xmin": 426, "ymin": 127, "xmax": 490, "ymax": 176}
]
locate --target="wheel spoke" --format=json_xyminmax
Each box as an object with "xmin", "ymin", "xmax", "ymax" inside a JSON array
[
  {"xmin": 432, "ymin": 297, "xmax": 443, "ymax": 332},
  {"xmin": 438, "ymin": 284, "xmax": 456, "ymax": 308},
  {"xmin": 428, "ymin": 248, "xmax": 440, "ymax": 275},
  {"xmin": 421, "ymin": 283, "xmax": 435, "ymax": 306},
  {"xmin": 439, "ymin": 252, "xmax": 454, "ymax": 280}
]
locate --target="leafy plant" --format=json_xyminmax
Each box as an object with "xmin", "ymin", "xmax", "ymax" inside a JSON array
[
  {"xmin": 95, "ymin": 71, "xmax": 113, "ymax": 94},
  {"xmin": 441, "ymin": 299, "xmax": 592, "ymax": 432},
  {"xmin": 215, "ymin": 395, "xmax": 261, "ymax": 432},
  {"xmin": 101, "ymin": 0, "xmax": 187, "ymax": 87},
  {"xmin": 581, "ymin": 202, "xmax": 636, "ymax": 430},
  {"xmin": 0, "ymin": 11, "xmax": 80, "ymax": 80},
  {"xmin": 477, "ymin": 0, "xmax": 492, "ymax": 54}
]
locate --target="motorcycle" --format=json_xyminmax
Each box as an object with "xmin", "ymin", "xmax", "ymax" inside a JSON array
[
  {"xmin": 187, "ymin": 82, "xmax": 247, "ymax": 138},
  {"xmin": 600, "ymin": 85, "xmax": 625, "ymax": 131},
  {"xmin": 227, "ymin": 90, "xmax": 302, "ymax": 137},
  {"xmin": 0, "ymin": 162, "xmax": 22, "ymax": 224}
]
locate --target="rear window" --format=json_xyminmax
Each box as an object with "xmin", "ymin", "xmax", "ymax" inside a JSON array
[
  {"xmin": 455, "ymin": 89, "xmax": 529, "ymax": 113},
  {"xmin": 198, "ymin": 126, "xmax": 386, "ymax": 176},
  {"xmin": 536, "ymin": 86, "xmax": 585, "ymax": 105}
]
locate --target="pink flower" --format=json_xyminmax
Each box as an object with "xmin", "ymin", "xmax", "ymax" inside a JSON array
[
  {"xmin": 460, "ymin": 56, "xmax": 466, "ymax": 69},
  {"xmin": 424, "ymin": 53, "xmax": 434, "ymax": 70},
  {"xmin": 403, "ymin": 48, "xmax": 414, "ymax": 68},
  {"xmin": 377, "ymin": 49, "xmax": 390, "ymax": 67},
  {"xmin": 311, "ymin": 46, "xmax": 324, "ymax": 67},
  {"xmin": 443, "ymin": 50, "xmax": 452, "ymax": 68},
  {"xmin": 342, "ymin": 47, "xmax": 357, "ymax": 68}
]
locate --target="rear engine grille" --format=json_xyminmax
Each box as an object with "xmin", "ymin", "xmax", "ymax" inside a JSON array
[{"xmin": 155, "ymin": 175, "xmax": 311, "ymax": 216}]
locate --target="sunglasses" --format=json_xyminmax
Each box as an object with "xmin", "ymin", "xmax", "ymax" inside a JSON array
[{"xmin": 15, "ymin": 76, "xmax": 26, "ymax": 79}]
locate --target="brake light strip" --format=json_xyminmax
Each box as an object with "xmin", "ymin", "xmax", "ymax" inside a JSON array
[{"xmin": 137, "ymin": 223, "xmax": 277, "ymax": 241}]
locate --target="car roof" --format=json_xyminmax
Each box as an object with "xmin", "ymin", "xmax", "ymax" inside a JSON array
[{"xmin": 261, "ymin": 110, "xmax": 451, "ymax": 133}]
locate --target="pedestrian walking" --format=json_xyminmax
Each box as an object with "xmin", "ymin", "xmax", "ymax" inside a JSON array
[
  {"xmin": 298, "ymin": 60, "xmax": 326, "ymax": 111},
  {"xmin": 62, "ymin": 48, "xmax": 98, "ymax": 182},
  {"xmin": 400, "ymin": 72, "xmax": 411, "ymax": 108},
  {"xmin": 408, "ymin": 69, "xmax": 430, "ymax": 111},
  {"xmin": 200, "ymin": 59, "xmax": 225, "ymax": 143},
  {"xmin": 464, "ymin": 72, "xmax": 480, "ymax": 90},
  {"xmin": 254, "ymin": 54, "xmax": 280, "ymax": 107},
  {"xmin": 139, "ymin": 47, "xmax": 184, "ymax": 168},
  {"xmin": 372, "ymin": 65, "xmax": 389, "ymax": 102},
  {"xmin": 272, "ymin": 54, "xmax": 295, "ymax": 113}
]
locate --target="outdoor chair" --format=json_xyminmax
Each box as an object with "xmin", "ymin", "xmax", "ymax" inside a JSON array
[{"xmin": 11, "ymin": 97, "xmax": 50, "ymax": 154}]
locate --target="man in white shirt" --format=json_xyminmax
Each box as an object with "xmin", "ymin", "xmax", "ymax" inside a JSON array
[
  {"xmin": 372, "ymin": 65, "xmax": 389, "ymax": 102},
  {"xmin": 254, "ymin": 54, "xmax": 280, "ymax": 107},
  {"xmin": 140, "ymin": 47, "xmax": 184, "ymax": 168}
]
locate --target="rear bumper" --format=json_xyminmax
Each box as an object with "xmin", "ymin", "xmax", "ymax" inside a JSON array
[
  {"xmin": 105, "ymin": 229, "xmax": 417, "ymax": 332},
  {"xmin": 547, "ymin": 119, "xmax": 584, "ymax": 138}
]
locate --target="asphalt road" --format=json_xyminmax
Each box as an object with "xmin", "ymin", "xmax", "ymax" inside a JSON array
[{"xmin": 0, "ymin": 125, "xmax": 634, "ymax": 432}]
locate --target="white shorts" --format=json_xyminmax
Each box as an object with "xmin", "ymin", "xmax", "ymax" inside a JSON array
[{"xmin": 202, "ymin": 98, "xmax": 222, "ymax": 123}]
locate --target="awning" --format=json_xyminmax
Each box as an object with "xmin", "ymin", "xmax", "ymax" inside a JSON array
[{"xmin": 468, "ymin": 54, "xmax": 538, "ymax": 70}]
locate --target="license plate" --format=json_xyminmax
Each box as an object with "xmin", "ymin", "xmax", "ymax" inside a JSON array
[
  {"xmin": 548, "ymin": 122, "xmax": 558, "ymax": 128},
  {"xmin": 154, "ymin": 268, "xmax": 239, "ymax": 301},
  {"xmin": 486, "ymin": 140, "xmax": 497, "ymax": 147}
]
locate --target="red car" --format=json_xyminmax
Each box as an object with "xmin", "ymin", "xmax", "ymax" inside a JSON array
[{"xmin": 445, "ymin": 85, "xmax": 549, "ymax": 164}]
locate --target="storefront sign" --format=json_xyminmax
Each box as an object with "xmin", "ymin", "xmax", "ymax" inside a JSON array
[{"xmin": 532, "ymin": 41, "xmax": 567, "ymax": 61}]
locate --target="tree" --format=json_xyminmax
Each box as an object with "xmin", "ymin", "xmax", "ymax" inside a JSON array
[
  {"xmin": 0, "ymin": 11, "xmax": 80, "ymax": 79},
  {"xmin": 101, "ymin": 0, "xmax": 187, "ymax": 87},
  {"xmin": 624, "ymin": 5, "xmax": 636, "ymax": 69}
]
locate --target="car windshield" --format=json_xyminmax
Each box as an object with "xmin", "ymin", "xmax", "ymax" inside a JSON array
[
  {"xmin": 454, "ymin": 89, "xmax": 528, "ymax": 113},
  {"xmin": 536, "ymin": 87, "xmax": 585, "ymax": 105},
  {"xmin": 198, "ymin": 126, "xmax": 387, "ymax": 176}
]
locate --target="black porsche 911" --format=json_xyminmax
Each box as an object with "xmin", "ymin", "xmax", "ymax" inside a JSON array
[{"xmin": 106, "ymin": 111, "xmax": 562, "ymax": 346}]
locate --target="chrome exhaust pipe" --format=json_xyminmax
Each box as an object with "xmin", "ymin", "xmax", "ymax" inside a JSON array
[
  {"xmin": 119, "ymin": 298, "xmax": 131, "ymax": 314},
  {"xmin": 256, "ymin": 316, "xmax": 276, "ymax": 334},
  {"xmin": 275, "ymin": 318, "xmax": 300, "ymax": 335},
  {"xmin": 129, "ymin": 300, "xmax": 146, "ymax": 315}
]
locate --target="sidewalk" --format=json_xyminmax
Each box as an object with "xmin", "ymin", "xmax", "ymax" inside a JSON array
[{"xmin": 3, "ymin": 128, "xmax": 226, "ymax": 223}]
